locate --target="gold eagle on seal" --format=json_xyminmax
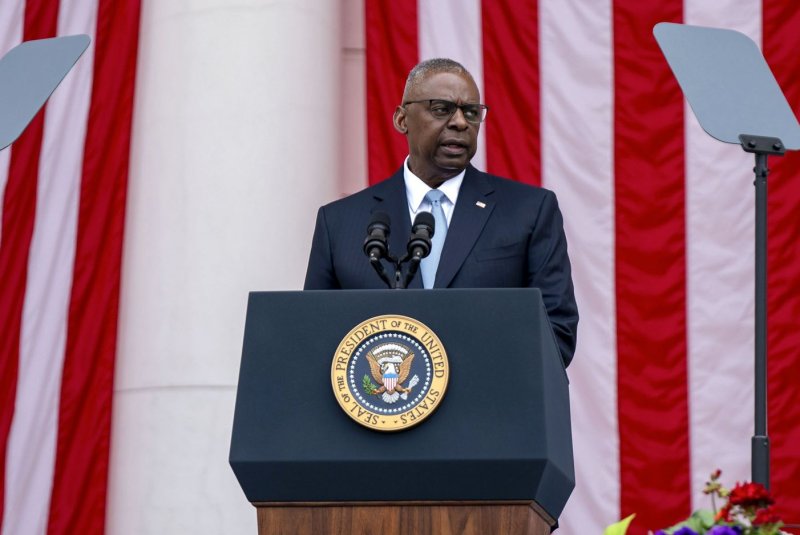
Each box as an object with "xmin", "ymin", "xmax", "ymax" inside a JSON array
[{"xmin": 365, "ymin": 343, "xmax": 419, "ymax": 404}]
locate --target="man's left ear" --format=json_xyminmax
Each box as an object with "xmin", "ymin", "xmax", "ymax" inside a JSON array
[{"xmin": 393, "ymin": 106, "xmax": 408, "ymax": 134}]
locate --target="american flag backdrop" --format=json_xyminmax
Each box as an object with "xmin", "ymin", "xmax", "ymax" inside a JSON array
[
  {"xmin": 0, "ymin": 0, "xmax": 139, "ymax": 533},
  {"xmin": 2, "ymin": 0, "xmax": 800, "ymax": 534},
  {"xmin": 366, "ymin": 1, "xmax": 800, "ymax": 533}
]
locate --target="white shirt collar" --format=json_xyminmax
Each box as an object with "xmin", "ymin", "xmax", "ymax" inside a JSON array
[{"xmin": 402, "ymin": 156, "xmax": 465, "ymax": 213}]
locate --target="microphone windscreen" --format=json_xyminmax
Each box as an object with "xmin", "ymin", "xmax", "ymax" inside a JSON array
[
  {"xmin": 412, "ymin": 211, "xmax": 435, "ymax": 231},
  {"xmin": 368, "ymin": 211, "xmax": 391, "ymax": 229}
]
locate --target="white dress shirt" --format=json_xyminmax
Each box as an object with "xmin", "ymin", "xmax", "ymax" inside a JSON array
[{"xmin": 402, "ymin": 156, "xmax": 464, "ymax": 226}]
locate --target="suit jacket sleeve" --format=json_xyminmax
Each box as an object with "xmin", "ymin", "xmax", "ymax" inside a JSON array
[
  {"xmin": 304, "ymin": 206, "xmax": 341, "ymax": 290},
  {"xmin": 528, "ymin": 190, "xmax": 578, "ymax": 367}
]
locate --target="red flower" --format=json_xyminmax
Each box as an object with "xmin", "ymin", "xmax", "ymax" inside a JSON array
[
  {"xmin": 704, "ymin": 469, "xmax": 725, "ymax": 495},
  {"xmin": 727, "ymin": 482, "xmax": 774, "ymax": 508},
  {"xmin": 752, "ymin": 505, "xmax": 782, "ymax": 525},
  {"xmin": 715, "ymin": 504, "xmax": 731, "ymax": 522}
]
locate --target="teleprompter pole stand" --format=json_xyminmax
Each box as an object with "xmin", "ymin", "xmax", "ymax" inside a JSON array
[
  {"xmin": 655, "ymin": 21, "xmax": 800, "ymax": 492},
  {"xmin": 739, "ymin": 133, "xmax": 785, "ymax": 489}
]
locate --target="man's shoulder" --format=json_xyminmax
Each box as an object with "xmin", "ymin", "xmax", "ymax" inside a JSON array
[
  {"xmin": 321, "ymin": 185, "xmax": 376, "ymax": 210},
  {"xmin": 470, "ymin": 167, "xmax": 555, "ymax": 202},
  {"xmin": 320, "ymin": 170, "xmax": 402, "ymax": 212}
]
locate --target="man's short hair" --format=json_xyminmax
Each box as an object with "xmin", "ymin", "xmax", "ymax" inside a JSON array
[{"xmin": 403, "ymin": 58, "xmax": 475, "ymax": 101}]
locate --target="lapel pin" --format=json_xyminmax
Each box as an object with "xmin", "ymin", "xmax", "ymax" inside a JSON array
[{"xmin": 475, "ymin": 201, "xmax": 486, "ymax": 208}]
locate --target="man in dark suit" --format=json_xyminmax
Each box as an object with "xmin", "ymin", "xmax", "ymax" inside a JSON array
[{"xmin": 304, "ymin": 58, "xmax": 578, "ymax": 367}]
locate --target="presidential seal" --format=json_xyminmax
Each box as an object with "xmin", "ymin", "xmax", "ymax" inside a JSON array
[{"xmin": 331, "ymin": 315, "xmax": 449, "ymax": 432}]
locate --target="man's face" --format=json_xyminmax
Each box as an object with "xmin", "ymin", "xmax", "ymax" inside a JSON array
[{"xmin": 393, "ymin": 71, "xmax": 481, "ymax": 188}]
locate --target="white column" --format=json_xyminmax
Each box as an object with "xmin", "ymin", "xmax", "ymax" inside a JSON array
[
  {"xmin": 339, "ymin": 0, "xmax": 367, "ymax": 195},
  {"xmin": 107, "ymin": 1, "xmax": 341, "ymax": 533}
]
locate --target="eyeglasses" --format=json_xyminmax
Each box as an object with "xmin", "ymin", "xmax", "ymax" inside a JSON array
[{"xmin": 402, "ymin": 99, "xmax": 489, "ymax": 124}]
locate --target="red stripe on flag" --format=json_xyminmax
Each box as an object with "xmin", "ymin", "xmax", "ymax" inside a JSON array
[
  {"xmin": 365, "ymin": 0, "xmax": 417, "ymax": 184},
  {"xmin": 481, "ymin": 0, "xmax": 540, "ymax": 185},
  {"xmin": 762, "ymin": 0, "xmax": 800, "ymax": 526},
  {"xmin": 46, "ymin": 1, "xmax": 140, "ymax": 532},
  {"xmin": 0, "ymin": 0, "xmax": 59, "ymax": 526},
  {"xmin": 613, "ymin": 0, "xmax": 690, "ymax": 530}
]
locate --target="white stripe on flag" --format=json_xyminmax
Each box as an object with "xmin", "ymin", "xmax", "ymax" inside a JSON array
[
  {"xmin": 539, "ymin": 0, "xmax": 618, "ymax": 530},
  {"xmin": 684, "ymin": 0, "xmax": 760, "ymax": 511},
  {"xmin": 0, "ymin": 1, "xmax": 23, "ymax": 58},
  {"xmin": 2, "ymin": 1, "xmax": 98, "ymax": 533},
  {"xmin": 417, "ymin": 0, "xmax": 487, "ymax": 171}
]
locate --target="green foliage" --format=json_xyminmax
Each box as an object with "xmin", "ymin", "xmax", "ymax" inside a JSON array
[
  {"xmin": 603, "ymin": 470, "xmax": 784, "ymax": 534},
  {"xmin": 603, "ymin": 514, "xmax": 635, "ymax": 535},
  {"xmin": 660, "ymin": 510, "xmax": 715, "ymax": 534},
  {"xmin": 362, "ymin": 374, "xmax": 377, "ymax": 395}
]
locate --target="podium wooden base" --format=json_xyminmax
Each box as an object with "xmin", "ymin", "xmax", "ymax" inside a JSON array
[{"xmin": 254, "ymin": 502, "xmax": 554, "ymax": 535}]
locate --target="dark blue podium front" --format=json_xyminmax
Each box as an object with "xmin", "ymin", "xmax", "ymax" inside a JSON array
[{"xmin": 230, "ymin": 288, "xmax": 574, "ymax": 522}]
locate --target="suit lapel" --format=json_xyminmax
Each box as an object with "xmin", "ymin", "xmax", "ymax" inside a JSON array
[
  {"xmin": 370, "ymin": 170, "xmax": 421, "ymax": 287},
  {"xmin": 435, "ymin": 166, "xmax": 495, "ymax": 288}
]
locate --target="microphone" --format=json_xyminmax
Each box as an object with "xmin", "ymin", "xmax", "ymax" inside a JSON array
[
  {"xmin": 407, "ymin": 211, "xmax": 435, "ymax": 261},
  {"xmin": 400, "ymin": 212, "xmax": 435, "ymax": 288},
  {"xmin": 363, "ymin": 211, "xmax": 394, "ymax": 289},
  {"xmin": 363, "ymin": 211, "xmax": 391, "ymax": 261}
]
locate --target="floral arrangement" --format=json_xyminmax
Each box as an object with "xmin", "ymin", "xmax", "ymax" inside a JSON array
[{"xmin": 605, "ymin": 470, "xmax": 786, "ymax": 535}]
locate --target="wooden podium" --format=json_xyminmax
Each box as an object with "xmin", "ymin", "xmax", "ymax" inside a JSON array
[
  {"xmin": 254, "ymin": 502, "xmax": 552, "ymax": 535},
  {"xmin": 230, "ymin": 289, "xmax": 573, "ymax": 535}
]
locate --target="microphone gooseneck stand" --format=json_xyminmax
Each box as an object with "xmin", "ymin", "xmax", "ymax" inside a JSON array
[{"xmin": 363, "ymin": 212, "xmax": 434, "ymax": 290}]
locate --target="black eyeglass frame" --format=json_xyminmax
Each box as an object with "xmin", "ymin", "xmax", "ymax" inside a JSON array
[{"xmin": 402, "ymin": 99, "xmax": 489, "ymax": 124}]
